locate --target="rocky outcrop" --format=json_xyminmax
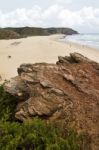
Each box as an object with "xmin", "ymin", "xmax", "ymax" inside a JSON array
[{"xmin": 4, "ymin": 53, "xmax": 99, "ymax": 150}]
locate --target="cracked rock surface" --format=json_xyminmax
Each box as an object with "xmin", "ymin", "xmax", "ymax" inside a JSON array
[{"xmin": 4, "ymin": 53, "xmax": 99, "ymax": 150}]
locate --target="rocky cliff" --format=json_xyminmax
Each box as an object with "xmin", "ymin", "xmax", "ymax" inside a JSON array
[{"xmin": 4, "ymin": 53, "xmax": 99, "ymax": 150}]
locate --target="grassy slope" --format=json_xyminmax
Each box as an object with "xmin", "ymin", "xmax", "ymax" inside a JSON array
[
  {"xmin": 0, "ymin": 29, "xmax": 20, "ymax": 39},
  {"xmin": 0, "ymin": 27, "xmax": 78, "ymax": 39}
]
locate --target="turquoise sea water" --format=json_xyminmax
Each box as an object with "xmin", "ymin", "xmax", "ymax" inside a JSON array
[{"xmin": 63, "ymin": 34, "xmax": 99, "ymax": 49}]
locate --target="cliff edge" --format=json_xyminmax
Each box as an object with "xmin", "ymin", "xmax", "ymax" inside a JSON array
[{"xmin": 4, "ymin": 53, "xmax": 99, "ymax": 150}]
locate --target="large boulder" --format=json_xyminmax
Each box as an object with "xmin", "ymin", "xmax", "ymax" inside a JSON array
[{"xmin": 4, "ymin": 53, "xmax": 99, "ymax": 150}]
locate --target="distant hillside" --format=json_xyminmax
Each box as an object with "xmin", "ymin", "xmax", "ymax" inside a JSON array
[
  {"xmin": 0, "ymin": 29, "xmax": 20, "ymax": 39},
  {"xmin": 0, "ymin": 27, "xmax": 78, "ymax": 39}
]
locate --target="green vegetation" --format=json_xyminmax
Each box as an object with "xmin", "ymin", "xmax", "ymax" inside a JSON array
[
  {"xmin": 0, "ymin": 85, "xmax": 18, "ymax": 121},
  {"xmin": 0, "ymin": 85, "xmax": 88, "ymax": 150},
  {"xmin": 0, "ymin": 119, "xmax": 85, "ymax": 150},
  {"xmin": 0, "ymin": 27, "xmax": 78, "ymax": 39},
  {"xmin": 0, "ymin": 29, "xmax": 20, "ymax": 39}
]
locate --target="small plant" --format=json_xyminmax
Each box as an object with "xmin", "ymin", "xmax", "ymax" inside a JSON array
[{"xmin": 0, "ymin": 85, "xmax": 18, "ymax": 121}]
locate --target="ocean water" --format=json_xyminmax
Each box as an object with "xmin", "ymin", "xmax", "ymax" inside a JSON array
[{"xmin": 63, "ymin": 34, "xmax": 99, "ymax": 49}]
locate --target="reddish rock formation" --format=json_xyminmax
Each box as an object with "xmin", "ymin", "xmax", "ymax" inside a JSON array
[{"xmin": 4, "ymin": 53, "xmax": 99, "ymax": 150}]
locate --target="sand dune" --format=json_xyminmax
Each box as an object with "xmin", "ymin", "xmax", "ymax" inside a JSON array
[{"xmin": 0, "ymin": 34, "xmax": 99, "ymax": 82}]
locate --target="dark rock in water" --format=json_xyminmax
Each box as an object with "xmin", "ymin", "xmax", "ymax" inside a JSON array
[{"xmin": 4, "ymin": 53, "xmax": 99, "ymax": 150}]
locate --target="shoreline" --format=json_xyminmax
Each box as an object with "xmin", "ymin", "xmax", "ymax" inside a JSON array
[
  {"xmin": 52, "ymin": 34, "xmax": 99, "ymax": 52},
  {"xmin": 52, "ymin": 34, "xmax": 99, "ymax": 60},
  {"xmin": 0, "ymin": 34, "xmax": 99, "ymax": 82}
]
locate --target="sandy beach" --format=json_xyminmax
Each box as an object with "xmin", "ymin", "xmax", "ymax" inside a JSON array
[{"xmin": 0, "ymin": 34, "xmax": 99, "ymax": 82}]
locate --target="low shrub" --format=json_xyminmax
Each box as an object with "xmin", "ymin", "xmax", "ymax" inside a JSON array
[
  {"xmin": 0, "ymin": 118, "xmax": 86, "ymax": 150},
  {"xmin": 0, "ymin": 85, "xmax": 88, "ymax": 150},
  {"xmin": 0, "ymin": 85, "xmax": 18, "ymax": 121}
]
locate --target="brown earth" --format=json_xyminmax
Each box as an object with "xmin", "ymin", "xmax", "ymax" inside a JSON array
[{"xmin": 4, "ymin": 53, "xmax": 99, "ymax": 150}]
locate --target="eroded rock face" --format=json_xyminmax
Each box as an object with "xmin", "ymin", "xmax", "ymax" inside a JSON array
[{"xmin": 4, "ymin": 53, "xmax": 99, "ymax": 150}]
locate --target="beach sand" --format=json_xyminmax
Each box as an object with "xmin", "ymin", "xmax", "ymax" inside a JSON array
[{"xmin": 0, "ymin": 34, "xmax": 99, "ymax": 82}]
